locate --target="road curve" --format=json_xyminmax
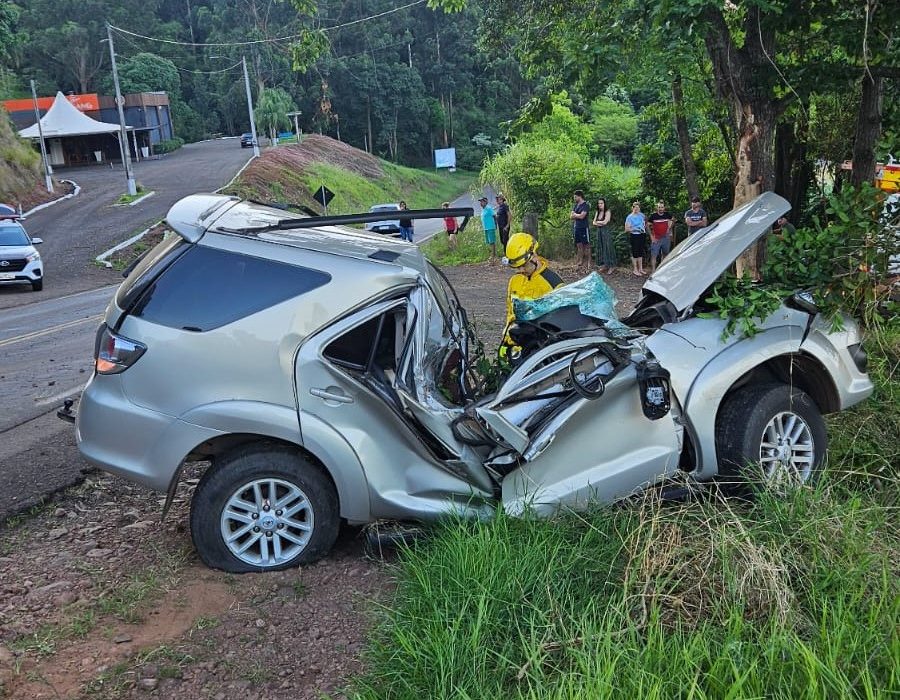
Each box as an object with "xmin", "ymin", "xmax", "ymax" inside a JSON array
[{"xmin": 0, "ymin": 139, "xmax": 253, "ymax": 311}]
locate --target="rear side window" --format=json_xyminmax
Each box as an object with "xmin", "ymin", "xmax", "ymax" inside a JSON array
[{"xmin": 130, "ymin": 245, "xmax": 331, "ymax": 331}]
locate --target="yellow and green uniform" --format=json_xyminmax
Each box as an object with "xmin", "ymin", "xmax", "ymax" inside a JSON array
[{"xmin": 503, "ymin": 258, "xmax": 563, "ymax": 348}]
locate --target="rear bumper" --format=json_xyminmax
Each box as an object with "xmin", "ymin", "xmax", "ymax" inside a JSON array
[{"xmin": 75, "ymin": 373, "xmax": 222, "ymax": 492}]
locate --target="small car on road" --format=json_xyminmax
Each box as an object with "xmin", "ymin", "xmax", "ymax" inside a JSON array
[
  {"xmin": 364, "ymin": 203, "xmax": 401, "ymax": 235},
  {"xmin": 0, "ymin": 220, "xmax": 43, "ymax": 291},
  {"xmin": 239, "ymin": 133, "xmax": 255, "ymax": 148},
  {"xmin": 71, "ymin": 192, "xmax": 873, "ymax": 572}
]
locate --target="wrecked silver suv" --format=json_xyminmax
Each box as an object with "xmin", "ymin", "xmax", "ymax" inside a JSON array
[{"xmin": 71, "ymin": 192, "xmax": 873, "ymax": 572}]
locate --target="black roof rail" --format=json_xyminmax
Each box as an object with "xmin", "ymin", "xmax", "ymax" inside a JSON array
[{"xmin": 226, "ymin": 207, "xmax": 475, "ymax": 234}]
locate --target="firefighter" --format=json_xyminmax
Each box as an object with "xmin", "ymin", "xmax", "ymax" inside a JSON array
[{"xmin": 500, "ymin": 232, "xmax": 564, "ymax": 359}]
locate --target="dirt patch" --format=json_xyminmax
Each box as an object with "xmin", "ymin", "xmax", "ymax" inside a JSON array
[
  {"xmin": 16, "ymin": 179, "xmax": 75, "ymax": 213},
  {"xmin": 5, "ymin": 572, "xmax": 234, "ymax": 699}
]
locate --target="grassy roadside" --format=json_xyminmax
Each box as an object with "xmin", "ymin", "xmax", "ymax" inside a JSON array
[
  {"xmin": 300, "ymin": 162, "xmax": 474, "ymax": 214},
  {"xmin": 351, "ymin": 326, "xmax": 899, "ymax": 699}
]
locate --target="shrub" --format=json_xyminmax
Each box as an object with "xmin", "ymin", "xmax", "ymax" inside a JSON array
[
  {"xmin": 480, "ymin": 138, "xmax": 641, "ymax": 260},
  {"xmin": 705, "ymin": 183, "xmax": 900, "ymax": 337},
  {"xmin": 154, "ymin": 137, "xmax": 185, "ymax": 155}
]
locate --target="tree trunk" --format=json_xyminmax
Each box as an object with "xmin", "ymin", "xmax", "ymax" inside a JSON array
[
  {"xmin": 703, "ymin": 6, "xmax": 782, "ymax": 279},
  {"xmin": 850, "ymin": 73, "xmax": 883, "ymax": 187},
  {"xmin": 671, "ymin": 75, "xmax": 700, "ymax": 202},
  {"xmin": 775, "ymin": 120, "xmax": 813, "ymax": 221}
]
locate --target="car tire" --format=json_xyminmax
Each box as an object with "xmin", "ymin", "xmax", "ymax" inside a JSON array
[
  {"xmin": 190, "ymin": 443, "xmax": 340, "ymax": 572},
  {"xmin": 715, "ymin": 383, "xmax": 827, "ymax": 494},
  {"xmin": 31, "ymin": 279, "xmax": 43, "ymax": 291}
]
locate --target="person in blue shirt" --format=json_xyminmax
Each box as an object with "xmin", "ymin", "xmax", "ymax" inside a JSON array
[
  {"xmin": 625, "ymin": 201, "xmax": 647, "ymax": 276},
  {"xmin": 479, "ymin": 196, "xmax": 498, "ymax": 259}
]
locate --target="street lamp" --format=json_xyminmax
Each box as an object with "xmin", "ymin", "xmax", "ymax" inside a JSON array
[
  {"xmin": 286, "ymin": 110, "xmax": 302, "ymax": 143},
  {"xmin": 242, "ymin": 56, "xmax": 260, "ymax": 158},
  {"xmin": 102, "ymin": 25, "xmax": 137, "ymax": 196},
  {"xmin": 29, "ymin": 80, "xmax": 53, "ymax": 193}
]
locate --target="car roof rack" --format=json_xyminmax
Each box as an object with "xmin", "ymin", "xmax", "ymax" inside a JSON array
[{"xmin": 223, "ymin": 207, "xmax": 475, "ymax": 234}]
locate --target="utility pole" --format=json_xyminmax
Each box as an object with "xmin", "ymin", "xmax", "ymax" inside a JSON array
[
  {"xmin": 29, "ymin": 80, "xmax": 53, "ymax": 193},
  {"xmin": 106, "ymin": 24, "xmax": 137, "ymax": 196},
  {"xmin": 407, "ymin": 43, "xmax": 413, "ymax": 69},
  {"xmin": 242, "ymin": 55, "xmax": 260, "ymax": 158}
]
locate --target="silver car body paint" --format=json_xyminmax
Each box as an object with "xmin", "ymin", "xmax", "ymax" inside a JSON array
[{"xmin": 75, "ymin": 191, "xmax": 875, "ymax": 531}]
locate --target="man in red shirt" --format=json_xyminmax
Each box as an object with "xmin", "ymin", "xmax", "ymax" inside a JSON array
[
  {"xmin": 442, "ymin": 201, "xmax": 458, "ymax": 250},
  {"xmin": 648, "ymin": 200, "xmax": 674, "ymax": 274}
]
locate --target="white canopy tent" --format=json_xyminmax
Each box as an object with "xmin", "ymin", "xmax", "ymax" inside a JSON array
[
  {"xmin": 18, "ymin": 91, "xmax": 124, "ymax": 138},
  {"xmin": 18, "ymin": 92, "xmax": 134, "ymax": 167}
]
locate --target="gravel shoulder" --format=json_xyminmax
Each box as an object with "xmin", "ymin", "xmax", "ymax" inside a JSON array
[{"xmin": 0, "ymin": 259, "xmax": 643, "ymax": 699}]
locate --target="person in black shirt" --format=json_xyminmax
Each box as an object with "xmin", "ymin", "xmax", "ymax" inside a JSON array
[
  {"xmin": 683, "ymin": 196, "xmax": 708, "ymax": 239},
  {"xmin": 570, "ymin": 190, "xmax": 591, "ymax": 273},
  {"xmin": 398, "ymin": 201, "xmax": 414, "ymax": 242},
  {"xmin": 495, "ymin": 194, "xmax": 511, "ymax": 248}
]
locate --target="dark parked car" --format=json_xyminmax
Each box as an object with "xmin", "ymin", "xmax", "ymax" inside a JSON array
[{"xmin": 240, "ymin": 133, "xmax": 256, "ymax": 148}]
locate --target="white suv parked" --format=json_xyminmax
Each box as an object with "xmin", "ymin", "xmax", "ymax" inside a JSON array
[{"xmin": 0, "ymin": 220, "xmax": 43, "ymax": 291}]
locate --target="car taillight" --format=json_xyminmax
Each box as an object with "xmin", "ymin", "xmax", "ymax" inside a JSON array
[{"xmin": 94, "ymin": 324, "xmax": 147, "ymax": 374}]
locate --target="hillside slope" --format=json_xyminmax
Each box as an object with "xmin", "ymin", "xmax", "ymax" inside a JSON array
[
  {"xmin": 0, "ymin": 110, "xmax": 41, "ymax": 203},
  {"xmin": 222, "ymin": 135, "xmax": 472, "ymax": 214}
]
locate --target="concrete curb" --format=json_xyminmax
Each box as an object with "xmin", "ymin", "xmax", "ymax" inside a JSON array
[
  {"xmin": 94, "ymin": 154, "xmax": 257, "ymax": 267},
  {"xmin": 21, "ymin": 179, "xmax": 81, "ymax": 218},
  {"xmin": 95, "ymin": 226, "xmax": 154, "ymax": 268},
  {"xmin": 113, "ymin": 190, "xmax": 156, "ymax": 207}
]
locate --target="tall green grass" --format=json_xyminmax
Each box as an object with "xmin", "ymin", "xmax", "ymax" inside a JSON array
[
  {"xmin": 422, "ymin": 220, "xmax": 494, "ymax": 265},
  {"xmin": 827, "ymin": 326, "xmax": 899, "ymax": 494},
  {"xmin": 353, "ymin": 480, "xmax": 898, "ymax": 699}
]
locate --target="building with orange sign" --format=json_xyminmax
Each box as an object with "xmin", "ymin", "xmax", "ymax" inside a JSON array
[{"xmin": 4, "ymin": 91, "xmax": 174, "ymax": 167}]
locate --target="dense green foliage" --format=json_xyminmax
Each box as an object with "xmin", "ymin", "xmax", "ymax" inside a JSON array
[
  {"xmin": 704, "ymin": 184, "xmax": 899, "ymax": 338},
  {"xmin": 0, "ymin": 0, "xmax": 528, "ymax": 165},
  {"xmin": 153, "ymin": 137, "xmax": 183, "ymax": 154}
]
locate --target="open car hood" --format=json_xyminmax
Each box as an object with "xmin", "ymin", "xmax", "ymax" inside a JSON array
[{"xmin": 643, "ymin": 192, "xmax": 790, "ymax": 312}]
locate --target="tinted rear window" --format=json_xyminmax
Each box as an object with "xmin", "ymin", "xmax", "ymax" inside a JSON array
[{"xmin": 130, "ymin": 245, "xmax": 331, "ymax": 331}]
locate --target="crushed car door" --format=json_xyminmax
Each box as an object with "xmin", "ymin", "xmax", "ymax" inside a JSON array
[
  {"xmin": 296, "ymin": 294, "xmax": 495, "ymax": 503},
  {"xmin": 391, "ymin": 282, "xmax": 496, "ymax": 493}
]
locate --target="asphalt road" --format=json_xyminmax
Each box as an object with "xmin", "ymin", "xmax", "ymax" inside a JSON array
[
  {"xmin": 0, "ymin": 139, "xmax": 253, "ymax": 311},
  {"xmin": 0, "ymin": 139, "xmax": 252, "ymax": 520}
]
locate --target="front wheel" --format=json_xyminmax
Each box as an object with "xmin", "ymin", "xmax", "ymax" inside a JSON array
[
  {"xmin": 31, "ymin": 278, "xmax": 43, "ymax": 291},
  {"xmin": 715, "ymin": 383, "xmax": 827, "ymax": 493},
  {"xmin": 190, "ymin": 444, "xmax": 340, "ymax": 572}
]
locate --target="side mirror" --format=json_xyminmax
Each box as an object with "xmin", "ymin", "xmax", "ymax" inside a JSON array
[
  {"xmin": 31, "ymin": 237, "xmax": 43, "ymax": 245},
  {"xmin": 785, "ymin": 290, "xmax": 818, "ymax": 315}
]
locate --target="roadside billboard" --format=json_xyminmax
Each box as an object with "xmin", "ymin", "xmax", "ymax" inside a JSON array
[{"xmin": 434, "ymin": 148, "xmax": 457, "ymax": 169}]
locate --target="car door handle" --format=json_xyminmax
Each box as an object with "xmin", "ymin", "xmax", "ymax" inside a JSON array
[{"xmin": 310, "ymin": 387, "xmax": 354, "ymax": 404}]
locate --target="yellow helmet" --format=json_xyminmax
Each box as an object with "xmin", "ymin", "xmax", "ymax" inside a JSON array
[{"xmin": 504, "ymin": 232, "xmax": 538, "ymax": 268}]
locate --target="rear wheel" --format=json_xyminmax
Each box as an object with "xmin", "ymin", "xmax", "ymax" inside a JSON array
[
  {"xmin": 190, "ymin": 444, "xmax": 340, "ymax": 572},
  {"xmin": 31, "ymin": 278, "xmax": 43, "ymax": 291},
  {"xmin": 715, "ymin": 383, "xmax": 827, "ymax": 493}
]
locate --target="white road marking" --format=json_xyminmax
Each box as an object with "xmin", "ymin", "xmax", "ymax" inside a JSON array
[{"xmin": 0, "ymin": 314, "xmax": 102, "ymax": 349}]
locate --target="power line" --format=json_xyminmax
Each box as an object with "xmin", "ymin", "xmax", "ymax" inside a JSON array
[
  {"xmin": 107, "ymin": 1, "xmax": 427, "ymax": 48},
  {"xmin": 113, "ymin": 28, "xmax": 245, "ymax": 75}
]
